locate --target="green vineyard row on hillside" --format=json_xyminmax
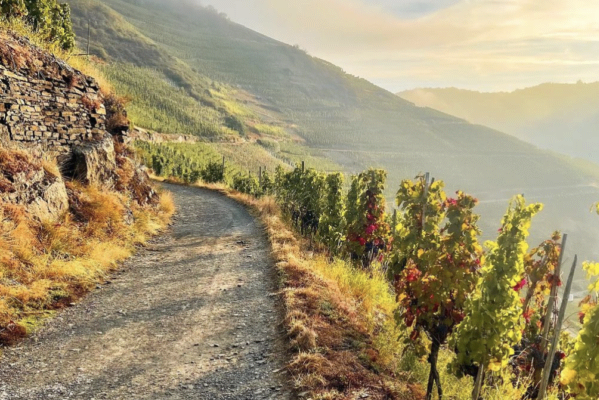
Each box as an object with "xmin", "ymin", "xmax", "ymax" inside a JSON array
[{"xmin": 139, "ymin": 142, "xmax": 599, "ymax": 400}]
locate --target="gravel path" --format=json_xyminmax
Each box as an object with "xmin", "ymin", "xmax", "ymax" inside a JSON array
[{"xmin": 0, "ymin": 184, "xmax": 293, "ymax": 400}]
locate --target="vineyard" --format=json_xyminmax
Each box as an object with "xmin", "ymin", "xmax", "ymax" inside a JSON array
[
  {"xmin": 64, "ymin": 0, "xmax": 599, "ymax": 289},
  {"xmin": 140, "ymin": 145, "xmax": 599, "ymax": 400}
]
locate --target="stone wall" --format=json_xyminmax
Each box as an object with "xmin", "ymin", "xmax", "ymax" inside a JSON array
[
  {"xmin": 127, "ymin": 126, "xmax": 198, "ymax": 145},
  {"xmin": 0, "ymin": 33, "xmax": 107, "ymax": 148},
  {"xmin": 0, "ymin": 32, "xmax": 158, "ymax": 222}
]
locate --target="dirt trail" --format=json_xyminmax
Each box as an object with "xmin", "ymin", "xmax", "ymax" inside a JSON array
[{"xmin": 0, "ymin": 184, "xmax": 293, "ymax": 400}]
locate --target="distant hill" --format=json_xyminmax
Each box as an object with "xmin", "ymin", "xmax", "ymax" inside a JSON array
[
  {"xmin": 398, "ymin": 83, "xmax": 599, "ymax": 163},
  {"xmin": 67, "ymin": 0, "xmax": 599, "ymax": 291}
]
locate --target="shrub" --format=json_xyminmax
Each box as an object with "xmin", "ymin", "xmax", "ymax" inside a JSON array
[
  {"xmin": 1, "ymin": 0, "xmax": 75, "ymax": 50},
  {"xmin": 200, "ymin": 160, "xmax": 224, "ymax": 183},
  {"xmin": 232, "ymin": 173, "xmax": 259, "ymax": 195}
]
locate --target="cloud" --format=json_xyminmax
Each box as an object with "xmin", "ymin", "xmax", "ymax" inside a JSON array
[{"xmin": 201, "ymin": 0, "xmax": 599, "ymax": 91}]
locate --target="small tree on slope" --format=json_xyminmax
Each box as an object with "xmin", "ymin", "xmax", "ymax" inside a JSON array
[
  {"xmin": 452, "ymin": 195, "xmax": 542, "ymax": 399},
  {"xmin": 392, "ymin": 178, "xmax": 483, "ymax": 400}
]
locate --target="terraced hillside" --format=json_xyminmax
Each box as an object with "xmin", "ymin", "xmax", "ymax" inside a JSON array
[{"xmin": 67, "ymin": 0, "xmax": 599, "ymax": 292}]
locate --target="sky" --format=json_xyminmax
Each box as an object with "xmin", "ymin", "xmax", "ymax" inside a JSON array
[{"xmin": 200, "ymin": 0, "xmax": 599, "ymax": 92}]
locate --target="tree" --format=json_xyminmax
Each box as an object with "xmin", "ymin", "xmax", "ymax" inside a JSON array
[
  {"xmin": 452, "ymin": 195, "xmax": 542, "ymax": 399},
  {"xmin": 392, "ymin": 177, "xmax": 483, "ymax": 400}
]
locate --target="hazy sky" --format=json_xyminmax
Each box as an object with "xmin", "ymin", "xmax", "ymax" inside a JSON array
[{"xmin": 201, "ymin": 0, "xmax": 599, "ymax": 92}]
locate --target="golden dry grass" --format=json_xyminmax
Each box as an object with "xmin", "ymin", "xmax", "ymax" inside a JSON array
[
  {"xmin": 0, "ymin": 18, "xmax": 113, "ymax": 95},
  {"xmin": 0, "ymin": 146, "xmax": 174, "ymax": 345}
]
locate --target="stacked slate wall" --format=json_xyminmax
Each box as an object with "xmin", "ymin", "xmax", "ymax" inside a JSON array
[{"xmin": 0, "ymin": 34, "xmax": 107, "ymax": 148}]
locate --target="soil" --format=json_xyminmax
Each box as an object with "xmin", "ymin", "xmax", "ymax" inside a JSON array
[{"xmin": 0, "ymin": 183, "xmax": 293, "ymax": 400}]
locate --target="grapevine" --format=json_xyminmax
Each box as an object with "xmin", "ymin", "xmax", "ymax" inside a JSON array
[
  {"xmin": 392, "ymin": 177, "xmax": 483, "ymax": 400},
  {"xmin": 318, "ymin": 172, "xmax": 345, "ymax": 254},
  {"xmin": 452, "ymin": 195, "xmax": 542, "ymax": 398},
  {"xmin": 561, "ymin": 207, "xmax": 599, "ymax": 400},
  {"xmin": 345, "ymin": 169, "xmax": 391, "ymax": 267}
]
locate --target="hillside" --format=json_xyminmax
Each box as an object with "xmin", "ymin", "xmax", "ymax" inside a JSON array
[
  {"xmin": 398, "ymin": 83, "xmax": 599, "ymax": 163},
  {"xmin": 65, "ymin": 0, "xmax": 599, "ymax": 290}
]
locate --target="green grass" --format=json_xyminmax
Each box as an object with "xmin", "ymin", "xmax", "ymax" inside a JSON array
[{"xmin": 253, "ymin": 123, "xmax": 288, "ymax": 138}]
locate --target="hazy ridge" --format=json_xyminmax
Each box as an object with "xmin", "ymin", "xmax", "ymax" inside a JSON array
[{"xmin": 399, "ymin": 83, "xmax": 599, "ymax": 163}]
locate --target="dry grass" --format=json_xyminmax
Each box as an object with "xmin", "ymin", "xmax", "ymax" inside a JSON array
[
  {"xmin": 197, "ymin": 183, "xmax": 423, "ymax": 400},
  {"xmin": 0, "ymin": 18, "xmax": 113, "ymax": 96},
  {"xmin": 0, "ymin": 146, "xmax": 174, "ymax": 345}
]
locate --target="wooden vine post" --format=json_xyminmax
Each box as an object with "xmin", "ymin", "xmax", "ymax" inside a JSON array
[
  {"xmin": 537, "ymin": 255, "xmax": 578, "ymax": 399},
  {"xmin": 86, "ymin": 19, "xmax": 91, "ymax": 58},
  {"xmin": 541, "ymin": 234, "xmax": 567, "ymax": 351},
  {"xmin": 421, "ymin": 172, "xmax": 430, "ymax": 230},
  {"xmin": 472, "ymin": 356, "xmax": 485, "ymax": 400}
]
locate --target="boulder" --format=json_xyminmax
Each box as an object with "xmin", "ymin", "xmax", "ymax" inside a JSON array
[
  {"xmin": 68, "ymin": 134, "xmax": 116, "ymax": 185},
  {"xmin": 27, "ymin": 175, "xmax": 69, "ymax": 222},
  {"xmin": 2, "ymin": 168, "xmax": 69, "ymax": 222}
]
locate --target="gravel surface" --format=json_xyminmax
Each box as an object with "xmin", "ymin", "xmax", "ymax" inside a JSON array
[{"xmin": 0, "ymin": 184, "xmax": 293, "ymax": 400}]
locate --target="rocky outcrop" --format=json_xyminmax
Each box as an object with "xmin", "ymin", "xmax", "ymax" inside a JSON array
[
  {"xmin": 127, "ymin": 126, "xmax": 198, "ymax": 144},
  {"xmin": 66, "ymin": 134, "xmax": 116, "ymax": 185},
  {"xmin": 27, "ymin": 173, "xmax": 70, "ymax": 222},
  {"xmin": 0, "ymin": 32, "xmax": 107, "ymax": 148},
  {"xmin": 0, "ymin": 31, "xmax": 157, "ymax": 219},
  {"xmin": 0, "ymin": 158, "xmax": 69, "ymax": 222}
]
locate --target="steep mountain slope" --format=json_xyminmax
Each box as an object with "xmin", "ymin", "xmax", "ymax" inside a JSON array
[
  {"xmin": 68, "ymin": 1, "xmax": 581, "ymax": 186},
  {"xmin": 399, "ymin": 83, "xmax": 599, "ymax": 163},
  {"xmin": 66, "ymin": 0, "xmax": 599, "ymax": 290}
]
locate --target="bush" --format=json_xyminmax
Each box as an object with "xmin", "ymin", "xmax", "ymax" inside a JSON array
[
  {"xmin": 233, "ymin": 174, "xmax": 258, "ymax": 195},
  {"xmin": 200, "ymin": 161, "xmax": 224, "ymax": 183},
  {"xmin": 224, "ymin": 114, "xmax": 245, "ymax": 135},
  {"xmin": 257, "ymin": 138, "xmax": 281, "ymax": 154}
]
